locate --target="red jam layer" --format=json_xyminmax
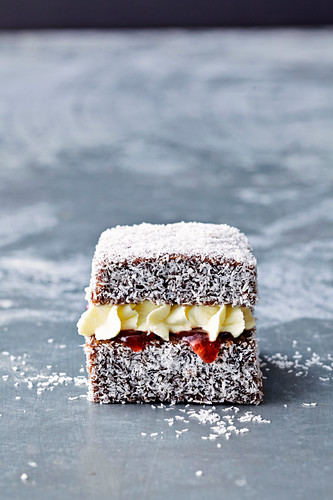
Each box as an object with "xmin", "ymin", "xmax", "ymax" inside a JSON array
[
  {"xmin": 116, "ymin": 331, "xmax": 156, "ymax": 352},
  {"xmin": 178, "ymin": 331, "xmax": 221, "ymax": 363},
  {"xmin": 113, "ymin": 330, "xmax": 236, "ymax": 364},
  {"xmin": 116, "ymin": 331, "xmax": 148, "ymax": 352}
]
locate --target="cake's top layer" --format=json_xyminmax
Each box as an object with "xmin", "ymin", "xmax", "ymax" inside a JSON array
[
  {"xmin": 89, "ymin": 222, "xmax": 258, "ymax": 307},
  {"xmin": 94, "ymin": 222, "xmax": 256, "ymax": 266}
]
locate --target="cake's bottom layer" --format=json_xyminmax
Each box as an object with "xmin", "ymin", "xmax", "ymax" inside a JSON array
[{"xmin": 84, "ymin": 330, "xmax": 263, "ymax": 404}]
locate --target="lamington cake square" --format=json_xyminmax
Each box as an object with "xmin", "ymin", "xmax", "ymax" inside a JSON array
[{"xmin": 77, "ymin": 222, "xmax": 263, "ymax": 404}]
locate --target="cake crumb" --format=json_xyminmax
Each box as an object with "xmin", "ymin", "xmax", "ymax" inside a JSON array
[
  {"xmin": 21, "ymin": 473, "xmax": 28, "ymax": 482},
  {"xmin": 195, "ymin": 470, "xmax": 203, "ymax": 477}
]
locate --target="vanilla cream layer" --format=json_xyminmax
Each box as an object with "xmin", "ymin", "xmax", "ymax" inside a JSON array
[{"xmin": 77, "ymin": 301, "xmax": 255, "ymax": 342}]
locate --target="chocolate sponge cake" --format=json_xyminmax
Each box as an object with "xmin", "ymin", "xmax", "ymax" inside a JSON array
[{"xmin": 77, "ymin": 222, "xmax": 263, "ymax": 404}]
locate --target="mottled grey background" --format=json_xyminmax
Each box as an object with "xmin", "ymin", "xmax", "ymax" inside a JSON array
[{"xmin": 0, "ymin": 30, "xmax": 333, "ymax": 499}]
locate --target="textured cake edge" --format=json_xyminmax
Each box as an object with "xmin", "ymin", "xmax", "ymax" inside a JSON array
[
  {"xmin": 84, "ymin": 330, "xmax": 263, "ymax": 405},
  {"xmin": 90, "ymin": 258, "xmax": 258, "ymax": 307},
  {"xmin": 89, "ymin": 222, "xmax": 258, "ymax": 307}
]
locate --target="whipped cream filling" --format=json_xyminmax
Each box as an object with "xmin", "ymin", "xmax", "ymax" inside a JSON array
[{"xmin": 77, "ymin": 301, "xmax": 255, "ymax": 342}]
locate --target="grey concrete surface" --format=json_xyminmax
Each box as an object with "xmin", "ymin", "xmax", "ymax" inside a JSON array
[{"xmin": 0, "ymin": 30, "xmax": 333, "ymax": 499}]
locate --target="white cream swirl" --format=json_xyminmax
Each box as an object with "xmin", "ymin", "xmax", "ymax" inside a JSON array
[{"xmin": 77, "ymin": 301, "xmax": 255, "ymax": 342}]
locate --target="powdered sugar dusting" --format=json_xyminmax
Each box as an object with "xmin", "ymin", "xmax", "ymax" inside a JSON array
[
  {"xmin": 96, "ymin": 222, "xmax": 255, "ymax": 264},
  {"xmin": 140, "ymin": 404, "xmax": 270, "ymax": 445},
  {"xmin": 0, "ymin": 344, "xmax": 88, "ymax": 399},
  {"xmin": 262, "ymin": 346, "xmax": 333, "ymax": 380}
]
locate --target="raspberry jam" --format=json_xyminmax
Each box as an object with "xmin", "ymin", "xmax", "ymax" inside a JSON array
[
  {"xmin": 117, "ymin": 331, "xmax": 152, "ymax": 352},
  {"xmin": 114, "ymin": 329, "xmax": 225, "ymax": 363},
  {"xmin": 179, "ymin": 331, "xmax": 221, "ymax": 364}
]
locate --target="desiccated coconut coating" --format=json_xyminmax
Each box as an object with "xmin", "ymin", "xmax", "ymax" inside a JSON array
[
  {"xmin": 85, "ymin": 331, "xmax": 263, "ymax": 404},
  {"xmin": 90, "ymin": 222, "xmax": 258, "ymax": 307}
]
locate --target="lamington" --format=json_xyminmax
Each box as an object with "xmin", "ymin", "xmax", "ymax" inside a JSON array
[{"xmin": 77, "ymin": 222, "xmax": 263, "ymax": 404}]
